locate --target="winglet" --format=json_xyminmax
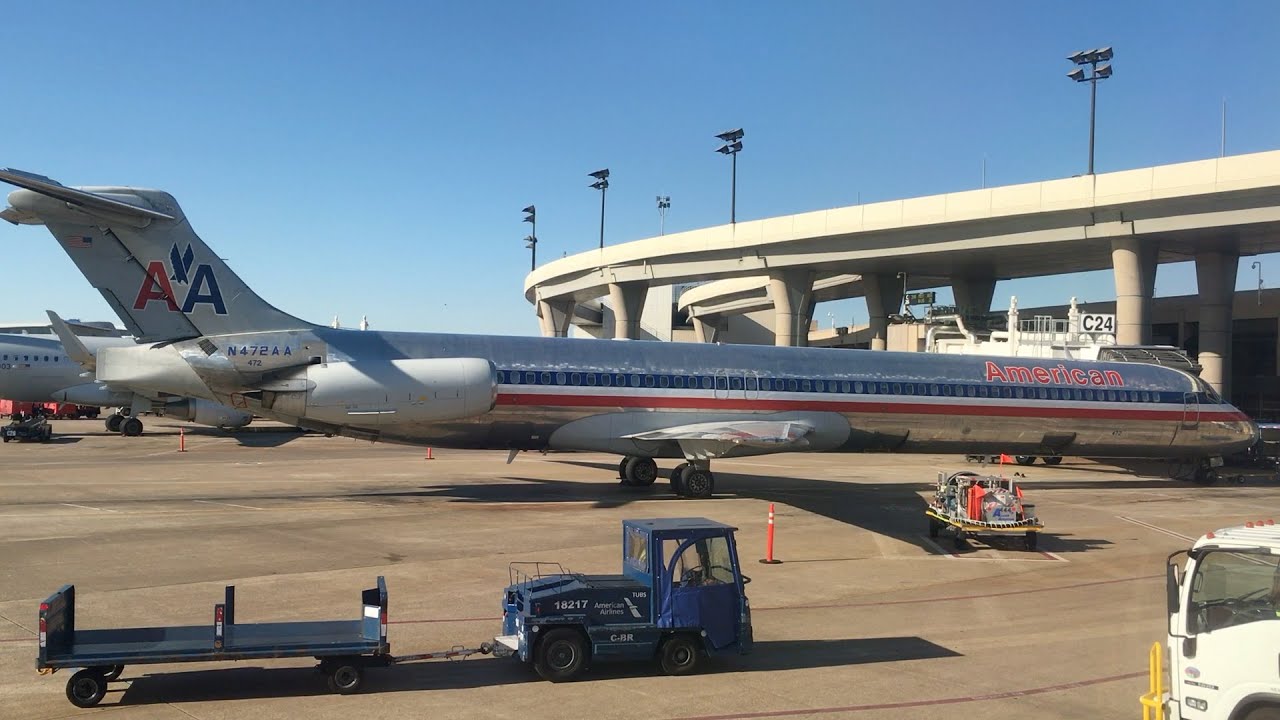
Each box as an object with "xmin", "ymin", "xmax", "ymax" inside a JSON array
[
  {"xmin": 46, "ymin": 310, "xmax": 97, "ymax": 372},
  {"xmin": 0, "ymin": 168, "xmax": 175, "ymax": 222}
]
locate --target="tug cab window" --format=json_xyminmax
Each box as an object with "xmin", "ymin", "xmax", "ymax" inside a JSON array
[{"xmin": 665, "ymin": 536, "xmax": 736, "ymax": 587}]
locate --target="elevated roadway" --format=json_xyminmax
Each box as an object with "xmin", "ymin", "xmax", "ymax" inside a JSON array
[{"xmin": 526, "ymin": 151, "xmax": 1280, "ymax": 394}]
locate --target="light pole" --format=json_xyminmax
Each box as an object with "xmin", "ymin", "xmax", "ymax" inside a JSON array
[
  {"xmin": 522, "ymin": 205, "xmax": 536, "ymax": 271},
  {"xmin": 715, "ymin": 128, "xmax": 744, "ymax": 224},
  {"xmin": 1252, "ymin": 260, "xmax": 1264, "ymax": 306},
  {"xmin": 1067, "ymin": 47, "xmax": 1113, "ymax": 175},
  {"xmin": 656, "ymin": 195, "xmax": 670, "ymax": 236},
  {"xmin": 589, "ymin": 169, "xmax": 609, "ymax": 249}
]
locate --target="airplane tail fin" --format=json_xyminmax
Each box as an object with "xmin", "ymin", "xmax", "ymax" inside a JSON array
[
  {"xmin": 1, "ymin": 169, "xmax": 312, "ymax": 342},
  {"xmin": 46, "ymin": 310, "xmax": 97, "ymax": 371}
]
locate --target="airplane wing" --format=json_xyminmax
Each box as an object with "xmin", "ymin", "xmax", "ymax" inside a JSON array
[
  {"xmin": 624, "ymin": 419, "xmax": 814, "ymax": 460},
  {"xmin": 46, "ymin": 310, "xmax": 97, "ymax": 372}
]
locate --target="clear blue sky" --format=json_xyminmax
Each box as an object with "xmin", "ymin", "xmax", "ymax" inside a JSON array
[{"xmin": 2, "ymin": 1, "xmax": 1278, "ymax": 335}]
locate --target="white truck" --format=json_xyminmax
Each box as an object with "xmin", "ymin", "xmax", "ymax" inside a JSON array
[{"xmin": 1143, "ymin": 521, "xmax": 1280, "ymax": 720}]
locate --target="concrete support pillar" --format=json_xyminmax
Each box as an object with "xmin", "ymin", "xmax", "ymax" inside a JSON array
[
  {"xmin": 692, "ymin": 316, "xmax": 717, "ymax": 344},
  {"xmin": 862, "ymin": 273, "xmax": 903, "ymax": 351},
  {"xmin": 952, "ymin": 277, "xmax": 996, "ymax": 316},
  {"xmin": 1195, "ymin": 247, "xmax": 1239, "ymax": 398},
  {"xmin": 608, "ymin": 282, "xmax": 647, "ymax": 340},
  {"xmin": 767, "ymin": 269, "xmax": 815, "ymax": 347},
  {"xmin": 1111, "ymin": 237, "xmax": 1158, "ymax": 346},
  {"xmin": 537, "ymin": 297, "xmax": 575, "ymax": 338}
]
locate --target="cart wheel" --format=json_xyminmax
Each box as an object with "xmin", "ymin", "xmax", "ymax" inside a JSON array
[
  {"xmin": 66, "ymin": 669, "xmax": 107, "ymax": 708},
  {"xmin": 100, "ymin": 665, "xmax": 124, "ymax": 681},
  {"xmin": 928, "ymin": 517, "xmax": 941, "ymax": 538},
  {"xmin": 1024, "ymin": 532, "xmax": 1039, "ymax": 551},
  {"xmin": 659, "ymin": 634, "xmax": 700, "ymax": 676},
  {"xmin": 952, "ymin": 533, "xmax": 966, "ymax": 550},
  {"xmin": 326, "ymin": 661, "xmax": 364, "ymax": 694},
  {"xmin": 534, "ymin": 628, "xmax": 588, "ymax": 682}
]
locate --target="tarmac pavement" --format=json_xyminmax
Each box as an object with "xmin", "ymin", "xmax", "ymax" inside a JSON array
[{"xmin": 1, "ymin": 418, "xmax": 1277, "ymax": 719}]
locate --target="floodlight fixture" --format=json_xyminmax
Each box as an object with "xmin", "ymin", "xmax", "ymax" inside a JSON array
[
  {"xmin": 588, "ymin": 168, "xmax": 610, "ymax": 180},
  {"xmin": 1067, "ymin": 68, "xmax": 1085, "ymax": 82},
  {"xmin": 715, "ymin": 128, "xmax": 744, "ymax": 143},
  {"xmin": 1095, "ymin": 63, "xmax": 1112, "ymax": 79}
]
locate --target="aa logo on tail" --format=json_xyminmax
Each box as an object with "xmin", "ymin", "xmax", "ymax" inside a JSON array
[{"xmin": 133, "ymin": 243, "xmax": 227, "ymax": 315}]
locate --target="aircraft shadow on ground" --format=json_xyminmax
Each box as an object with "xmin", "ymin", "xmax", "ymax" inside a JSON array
[
  {"xmin": 111, "ymin": 636, "xmax": 957, "ymax": 704},
  {"xmin": 352, "ymin": 458, "xmax": 1104, "ymax": 556}
]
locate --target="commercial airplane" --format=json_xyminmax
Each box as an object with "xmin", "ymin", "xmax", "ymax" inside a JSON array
[
  {"xmin": 0, "ymin": 319, "xmax": 252, "ymax": 435},
  {"xmin": 0, "ymin": 168, "xmax": 1258, "ymax": 497}
]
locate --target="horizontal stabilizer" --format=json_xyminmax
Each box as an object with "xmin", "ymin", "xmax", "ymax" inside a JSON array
[{"xmin": 0, "ymin": 168, "xmax": 174, "ymax": 222}]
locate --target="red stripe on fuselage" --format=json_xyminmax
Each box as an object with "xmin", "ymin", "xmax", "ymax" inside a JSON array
[{"xmin": 494, "ymin": 392, "xmax": 1249, "ymax": 423}]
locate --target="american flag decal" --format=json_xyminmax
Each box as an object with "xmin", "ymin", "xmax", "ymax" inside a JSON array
[{"xmin": 64, "ymin": 236, "xmax": 93, "ymax": 248}]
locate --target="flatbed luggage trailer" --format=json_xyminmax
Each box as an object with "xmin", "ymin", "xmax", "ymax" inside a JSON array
[
  {"xmin": 926, "ymin": 470, "xmax": 1044, "ymax": 551},
  {"xmin": 37, "ymin": 577, "xmax": 492, "ymax": 707}
]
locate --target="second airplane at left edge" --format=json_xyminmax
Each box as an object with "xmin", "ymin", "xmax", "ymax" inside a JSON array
[{"xmin": 0, "ymin": 315, "xmax": 252, "ymax": 435}]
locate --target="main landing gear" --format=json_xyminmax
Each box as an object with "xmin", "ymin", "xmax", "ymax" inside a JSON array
[
  {"xmin": 105, "ymin": 412, "xmax": 144, "ymax": 437},
  {"xmin": 619, "ymin": 456, "xmax": 715, "ymax": 499}
]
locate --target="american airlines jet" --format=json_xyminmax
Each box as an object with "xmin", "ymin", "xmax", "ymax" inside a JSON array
[{"xmin": 0, "ymin": 169, "xmax": 1258, "ymax": 497}]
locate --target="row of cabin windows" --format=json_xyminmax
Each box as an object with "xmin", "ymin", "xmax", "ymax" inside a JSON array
[
  {"xmin": 498, "ymin": 370, "xmax": 1171, "ymax": 404},
  {"xmin": 1, "ymin": 354, "xmax": 61, "ymax": 362}
]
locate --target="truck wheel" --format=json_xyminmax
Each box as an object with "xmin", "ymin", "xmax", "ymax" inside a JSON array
[
  {"xmin": 1242, "ymin": 706, "xmax": 1280, "ymax": 720},
  {"xmin": 534, "ymin": 628, "xmax": 588, "ymax": 682},
  {"xmin": 659, "ymin": 634, "xmax": 700, "ymax": 676},
  {"xmin": 928, "ymin": 517, "xmax": 942, "ymax": 538},
  {"xmin": 1015, "ymin": 455, "xmax": 1036, "ymax": 466},
  {"xmin": 120, "ymin": 417, "xmax": 144, "ymax": 437},
  {"xmin": 2, "ymin": 436, "xmax": 8, "ymax": 443},
  {"xmin": 1042, "ymin": 456, "xmax": 1063, "ymax": 466},
  {"xmin": 1024, "ymin": 532, "xmax": 1038, "ymax": 551},
  {"xmin": 100, "ymin": 665, "xmax": 124, "ymax": 681},
  {"xmin": 66, "ymin": 669, "xmax": 107, "ymax": 707},
  {"xmin": 326, "ymin": 661, "xmax": 363, "ymax": 694}
]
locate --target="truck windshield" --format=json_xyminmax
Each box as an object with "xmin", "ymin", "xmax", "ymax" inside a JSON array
[{"xmin": 1189, "ymin": 550, "xmax": 1280, "ymax": 633}]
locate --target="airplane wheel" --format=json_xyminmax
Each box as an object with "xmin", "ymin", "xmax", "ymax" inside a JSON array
[
  {"xmin": 618, "ymin": 457, "xmax": 630, "ymax": 480},
  {"xmin": 681, "ymin": 469, "xmax": 714, "ymax": 499},
  {"xmin": 623, "ymin": 457, "xmax": 658, "ymax": 487},
  {"xmin": 1015, "ymin": 456, "xmax": 1036, "ymax": 466},
  {"xmin": 120, "ymin": 417, "xmax": 144, "ymax": 437},
  {"xmin": 1042, "ymin": 456, "xmax": 1063, "ymax": 466},
  {"xmin": 105, "ymin": 414, "xmax": 123, "ymax": 433},
  {"xmin": 670, "ymin": 463, "xmax": 689, "ymax": 493}
]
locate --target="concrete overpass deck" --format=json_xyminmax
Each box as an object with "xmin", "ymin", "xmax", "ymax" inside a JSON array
[{"xmin": 526, "ymin": 151, "xmax": 1280, "ymax": 393}]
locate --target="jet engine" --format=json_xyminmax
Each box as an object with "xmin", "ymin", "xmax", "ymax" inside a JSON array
[
  {"xmin": 265, "ymin": 358, "xmax": 497, "ymax": 426},
  {"xmin": 163, "ymin": 398, "xmax": 253, "ymax": 429}
]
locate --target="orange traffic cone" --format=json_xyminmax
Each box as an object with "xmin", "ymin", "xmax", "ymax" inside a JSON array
[{"xmin": 425, "ymin": 447, "xmax": 434, "ymax": 460}]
